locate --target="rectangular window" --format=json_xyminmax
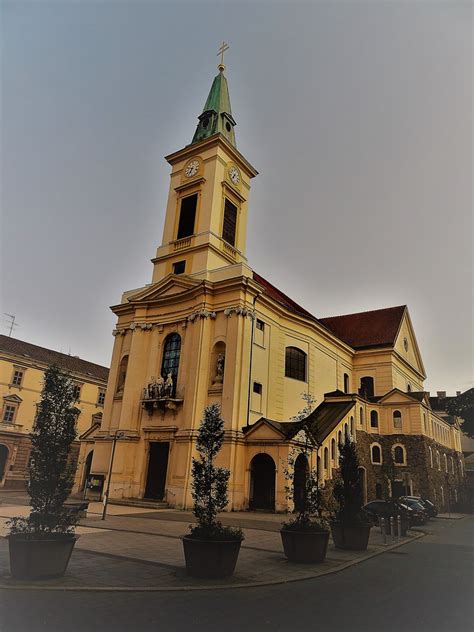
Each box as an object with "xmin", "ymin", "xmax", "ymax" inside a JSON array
[
  {"xmin": 222, "ymin": 198, "xmax": 237, "ymax": 246},
  {"xmin": 177, "ymin": 194, "xmax": 197, "ymax": 240},
  {"xmin": 3, "ymin": 405, "xmax": 16, "ymax": 423},
  {"xmin": 172, "ymin": 260, "xmax": 186, "ymax": 275},
  {"xmin": 12, "ymin": 370, "xmax": 24, "ymax": 387},
  {"xmin": 256, "ymin": 319, "xmax": 265, "ymax": 331},
  {"xmin": 97, "ymin": 390, "xmax": 106, "ymax": 406},
  {"xmin": 253, "ymin": 382, "xmax": 262, "ymax": 395}
]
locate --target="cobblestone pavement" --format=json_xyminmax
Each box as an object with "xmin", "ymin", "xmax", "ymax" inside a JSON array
[{"xmin": 0, "ymin": 499, "xmax": 428, "ymax": 591}]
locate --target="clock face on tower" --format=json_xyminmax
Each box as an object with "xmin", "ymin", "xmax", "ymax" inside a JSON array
[
  {"xmin": 184, "ymin": 160, "xmax": 200, "ymax": 178},
  {"xmin": 228, "ymin": 165, "xmax": 240, "ymax": 185}
]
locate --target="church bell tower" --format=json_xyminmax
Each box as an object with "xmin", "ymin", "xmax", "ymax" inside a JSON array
[{"xmin": 151, "ymin": 51, "xmax": 258, "ymax": 284}]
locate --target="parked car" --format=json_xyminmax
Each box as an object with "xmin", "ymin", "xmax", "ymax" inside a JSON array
[
  {"xmin": 362, "ymin": 499, "xmax": 427, "ymax": 526},
  {"xmin": 402, "ymin": 496, "xmax": 438, "ymax": 518},
  {"xmin": 399, "ymin": 497, "xmax": 430, "ymax": 519}
]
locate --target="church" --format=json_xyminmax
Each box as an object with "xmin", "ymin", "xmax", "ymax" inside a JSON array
[{"xmin": 79, "ymin": 56, "xmax": 465, "ymax": 513}]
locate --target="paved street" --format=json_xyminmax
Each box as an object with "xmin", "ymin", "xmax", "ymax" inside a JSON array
[
  {"xmin": 0, "ymin": 500, "xmax": 421, "ymax": 589},
  {"xmin": 0, "ymin": 515, "xmax": 471, "ymax": 632}
]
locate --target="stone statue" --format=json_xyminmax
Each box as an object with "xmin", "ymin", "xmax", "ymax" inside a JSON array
[
  {"xmin": 156, "ymin": 375, "xmax": 165, "ymax": 398},
  {"xmin": 164, "ymin": 372, "xmax": 174, "ymax": 398},
  {"xmin": 214, "ymin": 353, "xmax": 225, "ymax": 384}
]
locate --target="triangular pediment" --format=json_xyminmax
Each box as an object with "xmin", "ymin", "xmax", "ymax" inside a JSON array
[
  {"xmin": 3, "ymin": 394, "xmax": 22, "ymax": 404},
  {"xmin": 394, "ymin": 309, "xmax": 426, "ymax": 378},
  {"xmin": 244, "ymin": 418, "xmax": 289, "ymax": 441},
  {"xmin": 378, "ymin": 388, "xmax": 425, "ymax": 405},
  {"xmin": 127, "ymin": 275, "xmax": 202, "ymax": 304},
  {"xmin": 79, "ymin": 421, "xmax": 101, "ymax": 441}
]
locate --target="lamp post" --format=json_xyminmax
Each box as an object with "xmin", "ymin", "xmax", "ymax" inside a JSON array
[{"xmin": 101, "ymin": 430, "xmax": 128, "ymax": 521}]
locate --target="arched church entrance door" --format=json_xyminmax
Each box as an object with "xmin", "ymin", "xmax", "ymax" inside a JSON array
[
  {"xmin": 293, "ymin": 454, "xmax": 308, "ymax": 512},
  {"xmin": 0, "ymin": 445, "xmax": 9, "ymax": 482},
  {"xmin": 249, "ymin": 453, "xmax": 275, "ymax": 511}
]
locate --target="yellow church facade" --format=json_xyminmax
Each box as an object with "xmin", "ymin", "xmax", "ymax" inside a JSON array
[{"xmin": 83, "ymin": 63, "xmax": 464, "ymax": 512}]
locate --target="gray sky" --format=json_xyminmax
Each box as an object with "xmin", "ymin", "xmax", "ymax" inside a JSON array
[{"xmin": 1, "ymin": 1, "xmax": 472, "ymax": 394}]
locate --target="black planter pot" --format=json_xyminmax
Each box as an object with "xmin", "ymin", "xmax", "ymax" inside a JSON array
[
  {"xmin": 280, "ymin": 529, "xmax": 330, "ymax": 563},
  {"xmin": 330, "ymin": 522, "xmax": 372, "ymax": 551},
  {"xmin": 8, "ymin": 533, "xmax": 77, "ymax": 580},
  {"xmin": 182, "ymin": 535, "xmax": 242, "ymax": 578}
]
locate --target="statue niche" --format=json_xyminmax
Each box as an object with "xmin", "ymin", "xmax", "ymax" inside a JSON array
[{"xmin": 210, "ymin": 341, "xmax": 226, "ymax": 388}]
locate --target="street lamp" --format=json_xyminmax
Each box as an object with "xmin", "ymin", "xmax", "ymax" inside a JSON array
[{"xmin": 101, "ymin": 430, "xmax": 129, "ymax": 521}]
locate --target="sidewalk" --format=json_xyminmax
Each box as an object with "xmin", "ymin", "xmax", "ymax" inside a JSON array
[{"xmin": 0, "ymin": 501, "xmax": 424, "ymax": 592}]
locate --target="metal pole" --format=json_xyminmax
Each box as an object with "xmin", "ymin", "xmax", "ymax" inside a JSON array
[
  {"xmin": 381, "ymin": 517, "xmax": 386, "ymax": 545},
  {"xmin": 397, "ymin": 515, "xmax": 401, "ymax": 542},
  {"xmin": 390, "ymin": 516, "xmax": 394, "ymax": 542},
  {"xmin": 101, "ymin": 432, "xmax": 118, "ymax": 521}
]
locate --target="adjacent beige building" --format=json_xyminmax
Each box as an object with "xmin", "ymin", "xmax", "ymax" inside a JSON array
[{"xmin": 0, "ymin": 335, "xmax": 108, "ymax": 490}]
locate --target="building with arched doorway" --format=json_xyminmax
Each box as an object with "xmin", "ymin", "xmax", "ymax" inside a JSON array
[
  {"xmin": 0, "ymin": 335, "xmax": 108, "ymax": 489},
  {"xmin": 81, "ymin": 59, "xmax": 465, "ymax": 512}
]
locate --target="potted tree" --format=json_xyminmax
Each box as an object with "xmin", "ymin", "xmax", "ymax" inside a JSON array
[
  {"xmin": 330, "ymin": 439, "xmax": 372, "ymax": 550},
  {"xmin": 182, "ymin": 403, "xmax": 243, "ymax": 578},
  {"xmin": 280, "ymin": 395, "xmax": 330, "ymax": 564},
  {"xmin": 8, "ymin": 365, "xmax": 79, "ymax": 579}
]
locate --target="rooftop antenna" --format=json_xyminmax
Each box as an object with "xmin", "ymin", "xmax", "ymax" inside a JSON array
[{"xmin": 3, "ymin": 313, "xmax": 19, "ymax": 337}]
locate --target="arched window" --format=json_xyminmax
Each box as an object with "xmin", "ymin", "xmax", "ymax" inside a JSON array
[
  {"xmin": 331, "ymin": 438, "xmax": 336, "ymax": 460},
  {"xmin": 350, "ymin": 416, "xmax": 354, "ymax": 436},
  {"xmin": 338, "ymin": 430, "xmax": 342, "ymax": 449},
  {"xmin": 407, "ymin": 383, "xmax": 412, "ymax": 392},
  {"xmin": 161, "ymin": 333, "xmax": 181, "ymax": 380},
  {"xmin": 443, "ymin": 454, "xmax": 448, "ymax": 473},
  {"xmin": 393, "ymin": 445, "xmax": 405, "ymax": 465},
  {"xmin": 344, "ymin": 423, "xmax": 349, "ymax": 442},
  {"xmin": 436, "ymin": 451, "xmax": 441, "ymax": 471},
  {"xmin": 371, "ymin": 444, "xmax": 382, "ymax": 464},
  {"xmin": 359, "ymin": 376, "xmax": 374, "ymax": 398},
  {"xmin": 370, "ymin": 410, "xmax": 378, "ymax": 428},
  {"xmin": 116, "ymin": 355, "xmax": 129, "ymax": 394},
  {"xmin": 393, "ymin": 410, "xmax": 402, "ymax": 429},
  {"xmin": 359, "ymin": 407, "xmax": 364, "ymax": 425},
  {"xmin": 423, "ymin": 413, "xmax": 427, "ymax": 433},
  {"xmin": 324, "ymin": 447, "xmax": 329, "ymax": 469},
  {"xmin": 285, "ymin": 347, "xmax": 307, "ymax": 381},
  {"xmin": 450, "ymin": 456, "xmax": 454, "ymax": 475},
  {"xmin": 429, "ymin": 446, "xmax": 433, "ymax": 468},
  {"xmin": 343, "ymin": 373, "xmax": 349, "ymax": 394}
]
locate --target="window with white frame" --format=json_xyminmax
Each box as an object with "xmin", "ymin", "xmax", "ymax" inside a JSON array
[
  {"xmin": 2, "ymin": 404, "xmax": 17, "ymax": 423},
  {"xmin": 371, "ymin": 444, "xmax": 382, "ymax": 464},
  {"xmin": 393, "ymin": 444, "xmax": 406, "ymax": 465},
  {"xmin": 97, "ymin": 390, "xmax": 106, "ymax": 406},
  {"xmin": 11, "ymin": 369, "xmax": 24, "ymax": 387},
  {"xmin": 393, "ymin": 410, "xmax": 402, "ymax": 429}
]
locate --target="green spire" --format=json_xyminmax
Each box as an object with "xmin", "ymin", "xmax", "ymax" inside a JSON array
[{"xmin": 192, "ymin": 67, "xmax": 236, "ymax": 147}]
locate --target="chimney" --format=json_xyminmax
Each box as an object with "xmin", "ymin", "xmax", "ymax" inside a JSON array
[
  {"xmin": 437, "ymin": 391, "xmax": 446, "ymax": 399},
  {"xmin": 456, "ymin": 391, "xmax": 461, "ymax": 396}
]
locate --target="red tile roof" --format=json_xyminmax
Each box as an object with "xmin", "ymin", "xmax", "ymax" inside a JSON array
[
  {"xmin": 0, "ymin": 335, "xmax": 109, "ymax": 382},
  {"xmin": 319, "ymin": 305, "xmax": 406, "ymax": 349},
  {"xmin": 253, "ymin": 272, "xmax": 406, "ymax": 350},
  {"xmin": 253, "ymin": 272, "xmax": 318, "ymax": 322}
]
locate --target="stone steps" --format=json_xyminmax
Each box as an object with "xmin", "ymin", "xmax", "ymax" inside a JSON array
[{"xmin": 108, "ymin": 498, "xmax": 169, "ymax": 510}]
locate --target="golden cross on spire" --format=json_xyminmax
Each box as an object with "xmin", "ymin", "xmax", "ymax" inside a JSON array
[{"xmin": 217, "ymin": 41, "xmax": 229, "ymax": 71}]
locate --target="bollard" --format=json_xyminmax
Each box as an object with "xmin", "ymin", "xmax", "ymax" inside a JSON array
[
  {"xmin": 381, "ymin": 517, "xmax": 387, "ymax": 545},
  {"xmin": 390, "ymin": 516, "xmax": 395, "ymax": 542},
  {"xmin": 397, "ymin": 515, "xmax": 401, "ymax": 541}
]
